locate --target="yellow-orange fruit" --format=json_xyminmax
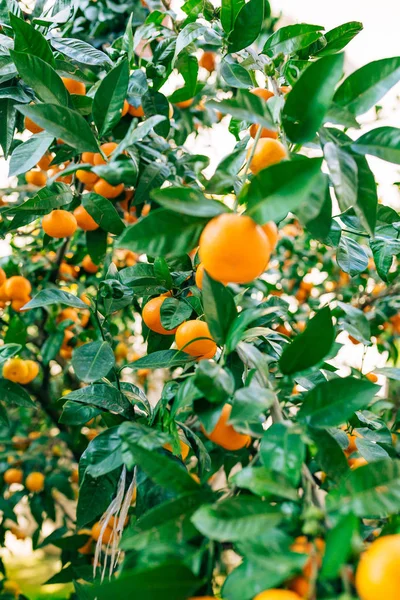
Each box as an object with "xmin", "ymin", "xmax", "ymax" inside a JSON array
[
  {"xmin": 26, "ymin": 170, "xmax": 47, "ymax": 187},
  {"xmin": 37, "ymin": 153, "xmax": 53, "ymax": 170},
  {"xmin": 175, "ymin": 320, "xmax": 217, "ymax": 359},
  {"xmin": 93, "ymin": 179, "xmax": 124, "ymax": 199},
  {"xmin": 82, "ymin": 152, "xmax": 96, "ymax": 165},
  {"xmin": 248, "ymin": 138, "xmax": 287, "ymax": 174},
  {"xmin": 355, "ymin": 534, "xmax": 400, "ymax": 600},
  {"xmin": 25, "ymin": 472, "xmax": 45, "ymax": 492},
  {"xmin": 164, "ymin": 439, "xmax": 190, "ymax": 460},
  {"xmin": 128, "ymin": 104, "xmax": 144, "ymax": 117},
  {"xmin": 73, "ymin": 205, "xmax": 99, "ymax": 231},
  {"xmin": 62, "ymin": 77, "xmax": 86, "ymax": 95},
  {"xmin": 4, "ymin": 276, "xmax": 31, "ymax": 300},
  {"xmin": 202, "ymin": 404, "xmax": 251, "ymax": 451},
  {"xmin": 3, "ymin": 468, "xmax": 23, "ymax": 484},
  {"xmin": 82, "ymin": 255, "xmax": 99, "ymax": 274},
  {"xmin": 174, "ymin": 98, "xmax": 194, "ymax": 109},
  {"xmin": 24, "ymin": 116, "xmax": 43, "ymax": 134},
  {"xmin": 76, "ymin": 169, "xmax": 99, "ymax": 185},
  {"xmin": 93, "ymin": 142, "xmax": 119, "ymax": 166},
  {"xmin": 253, "ymin": 591, "xmax": 302, "ymax": 600},
  {"xmin": 18, "ymin": 360, "xmax": 39, "ymax": 385},
  {"xmin": 42, "ymin": 210, "xmax": 77, "ymax": 238},
  {"xmin": 3, "ymin": 358, "xmax": 29, "ymax": 383},
  {"xmin": 261, "ymin": 221, "xmax": 279, "ymax": 251},
  {"xmin": 199, "ymin": 51, "xmax": 216, "ymax": 72},
  {"xmin": 195, "ymin": 263, "xmax": 205, "ymax": 289},
  {"xmin": 91, "ymin": 522, "xmax": 113, "ymax": 544},
  {"xmin": 142, "ymin": 296, "xmax": 178, "ymax": 335},
  {"xmin": 249, "ymin": 88, "xmax": 278, "ymax": 139},
  {"xmin": 121, "ymin": 99, "xmax": 129, "ymax": 116},
  {"xmin": 199, "ymin": 213, "xmax": 270, "ymax": 284}
]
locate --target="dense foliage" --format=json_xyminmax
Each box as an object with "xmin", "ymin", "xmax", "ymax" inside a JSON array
[{"xmin": 0, "ymin": 0, "xmax": 400, "ymax": 598}]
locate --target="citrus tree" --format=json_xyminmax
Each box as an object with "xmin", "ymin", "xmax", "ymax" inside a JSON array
[{"xmin": 0, "ymin": 0, "xmax": 400, "ymax": 599}]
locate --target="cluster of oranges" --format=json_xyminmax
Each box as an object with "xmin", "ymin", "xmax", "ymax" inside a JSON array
[
  {"xmin": 3, "ymin": 468, "xmax": 45, "ymax": 492},
  {"xmin": 2, "ymin": 357, "xmax": 39, "ymax": 385},
  {"xmin": 0, "ymin": 271, "xmax": 32, "ymax": 312}
]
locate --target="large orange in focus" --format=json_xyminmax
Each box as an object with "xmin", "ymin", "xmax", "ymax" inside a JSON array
[
  {"xmin": 94, "ymin": 179, "xmax": 124, "ymax": 199},
  {"xmin": 249, "ymin": 88, "xmax": 278, "ymax": 139},
  {"xmin": 249, "ymin": 138, "xmax": 287, "ymax": 174},
  {"xmin": 199, "ymin": 213, "xmax": 270, "ymax": 284},
  {"xmin": 142, "ymin": 296, "xmax": 178, "ymax": 335},
  {"xmin": 62, "ymin": 77, "xmax": 86, "ymax": 95},
  {"xmin": 175, "ymin": 320, "xmax": 216, "ymax": 359},
  {"xmin": 202, "ymin": 404, "xmax": 251, "ymax": 451},
  {"xmin": 253, "ymin": 591, "xmax": 301, "ymax": 600},
  {"xmin": 74, "ymin": 206, "xmax": 99, "ymax": 231},
  {"xmin": 356, "ymin": 535, "xmax": 400, "ymax": 600},
  {"xmin": 42, "ymin": 210, "xmax": 77, "ymax": 238}
]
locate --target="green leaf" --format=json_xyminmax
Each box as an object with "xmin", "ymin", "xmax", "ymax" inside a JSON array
[
  {"xmin": 351, "ymin": 127, "xmax": 400, "ymax": 164},
  {"xmin": 333, "ymin": 56, "xmax": 400, "ymax": 116},
  {"xmin": 93, "ymin": 161, "xmax": 138, "ymax": 187},
  {"xmin": 142, "ymin": 90, "xmax": 170, "ymax": 137},
  {"xmin": 233, "ymin": 466, "xmax": 299, "ymax": 500},
  {"xmin": 260, "ymin": 423, "xmax": 305, "ymax": 486},
  {"xmin": 77, "ymin": 471, "xmax": 119, "ymax": 528},
  {"xmin": 0, "ymin": 86, "xmax": 33, "ymax": 103},
  {"xmin": 280, "ymin": 306, "xmax": 335, "ymax": 374},
  {"xmin": 324, "ymin": 142, "xmax": 358, "ymax": 214},
  {"xmin": 174, "ymin": 23, "xmax": 207, "ymax": 61},
  {"xmin": 125, "ymin": 350, "xmax": 195, "ymax": 370},
  {"xmin": 9, "ymin": 132, "xmax": 54, "ymax": 177},
  {"xmin": 59, "ymin": 401, "xmax": 102, "ymax": 426},
  {"xmin": 298, "ymin": 377, "xmax": 378, "ymax": 428},
  {"xmin": 310, "ymin": 429, "xmax": 349, "ymax": 482},
  {"xmin": 220, "ymin": 57, "xmax": 253, "ymax": 89},
  {"xmin": 326, "ymin": 459, "xmax": 400, "ymax": 518},
  {"xmin": 263, "ymin": 23, "xmax": 323, "ymax": 57},
  {"xmin": 23, "ymin": 289, "xmax": 88, "ymax": 311},
  {"xmin": 0, "ymin": 344, "xmax": 22, "ymax": 362},
  {"xmin": 72, "ymin": 341, "xmax": 115, "ymax": 384},
  {"xmin": 117, "ymin": 209, "xmax": 207, "ymax": 257},
  {"xmin": 282, "ymin": 53, "xmax": 344, "ymax": 143},
  {"xmin": 0, "ymin": 98, "xmax": 17, "ymax": 159},
  {"xmin": 160, "ymin": 298, "xmax": 193, "ymax": 330},
  {"xmin": 321, "ymin": 513, "xmax": 358, "ymax": 578},
  {"xmin": 10, "ymin": 13, "xmax": 56, "ymax": 66},
  {"xmin": 134, "ymin": 163, "xmax": 171, "ymax": 205},
  {"xmin": 16, "ymin": 103, "xmax": 99, "ymax": 153},
  {"xmin": 11, "ymin": 51, "xmax": 69, "ymax": 105},
  {"xmin": 337, "ymin": 236, "xmax": 369, "ymax": 276},
  {"xmin": 84, "ymin": 428, "xmax": 123, "ymax": 478},
  {"xmin": 231, "ymin": 386, "xmax": 275, "ymax": 422},
  {"xmin": 221, "ymin": 0, "xmax": 244, "ymax": 33},
  {"xmin": 93, "ymin": 59, "xmax": 129, "ymax": 136},
  {"xmin": 228, "ymin": 0, "xmax": 264, "ymax": 53},
  {"xmin": 207, "ymin": 89, "xmax": 275, "ymax": 130},
  {"xmin": 194, "ymin": 361, "xmax": 234, "ymax": 404},
  {"xmin": 370, "ymin": 237, "xmax": 400, "ymax": 283},
  {"xmin": 125, "ymin": 442, "xmax": 199, "ymax": 493},
  {"xmin": 63, "ymin": 384, "xmax": 133, "ymax": 418},
  {"xmin": 316, "ymin": 22, "xmax": 363, "ymax": 57},
  {"xmin": 82, "ymin": 193, "xmax": 125, "ymax": 235},
  {"xmin": 89, "ymin": 562, "xmax": 200, "ymax": 600},
  {"xmin": 151, "ymin": 187, "xmax": 229, "ymax": 218},
  {"xmin": 0, "ymin": 380, "xmax": 35, "ymax": 407},
  {"xmin": 118, "ymin": 116, "xmax": 167, "ymax": 150},
  {"xmin": 202, "ymin": 270, "xmax": 237, "ymax": 346},
  {"xmin": 244, "ymin": 157, "xmax": 323, "ymax": 224},
  {"xmin": 51, "ymin": 37, "xmax": 112, "ymax": 66},
  {"xmin": 192, "ymin": 497, "xmax": 282, "ymax": 541}
]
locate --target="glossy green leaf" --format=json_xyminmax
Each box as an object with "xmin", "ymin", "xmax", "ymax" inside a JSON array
[
  {"xmin": 10, "ymin": 13, "xmax": 56, "ymax": 66},
  {"xmin": 208, "ymin": 88, "xmax": 275, "ymax": 130},
  {"xmin": 337, "ymin": 236, "xmax": 369, "ymax": 276},
  {"xmin": 63, "ymin": 384, "xmax": 133, "ymax": 418},
  {"xmin": 82, "ymin": 193, "xmax": 125, "ymax": 235},
  {"xmin": 11, "ymin": 51, "xmax": 69, "ymax": 106},
  {"xmin": 160, "ymin": 297, "xmax": 193, "ymax": 330},
  {"xmin": 260, "ymin": 423, "xmax": 305, "ymax": 486},
  {"xmin": 221, "ymin": 0, "xmax": 244, "ymax": 33},
  {"xmin": 93, "ymin": 59, "xmax": 129, "ymax": 136},
  {"xmin": 51, "ymin": 37, "xmax": 112, "ymax": 66},
  {"xmin": 370, "ymin": 237, "xmax": 400, "ymax": 283},
  {"xmin": 151, "ymin": 187, "xmax": 229, "ymax": 218},
  {"xmin": 220, "ymin": 57, "xmax": 253, "ymax": 88},
  {"xmin": 233, "ymin": 466, "xmax": 298, "ymax": 500},
  {"xmin": 321, "ymin": 513, "xmax": 358, "ymax": 578},
  {"xmin": 202, "ymin": 270, "xmax": 237, "ymax": 346},
  {"xmin": 316, "ymin": 21, "xmax": 363, "ymax": 56},
  {"xmin": 72, "ymin": 341, "xmax": 115, "ymax": 383},
  {"xmin": 23, "ymin": 289, "xmax": 88, "ymax": 311},
  {"xmin": 324, "ymin": 141, "xmax": 358, "ymax": 213},
  {"xmin": 351, "ymin": 126, "xmax": 400, "ymax": 164},
  {"xmin": 125, "ymin": 350, "xmax": 195, "ymax": 370},
  {"xmin": 9, "ymin": 132, "xmax": 54, "ymax": 177},
  {"xmin": 0, "ymin": 98, "xmax": 17, "ymax": 158},
  {"xmin": 228, "ymin": 0, "xmax": 264, "ymax": 53},
  {"xmin": 263, "ymin": 23, "xmax": 323, "ymax": 57},
  {"xmin": 0, "ymin": 380, "xmax": 35, "ymax": 407}
]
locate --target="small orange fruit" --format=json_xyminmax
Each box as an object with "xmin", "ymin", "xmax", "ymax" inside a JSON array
[
  {"xmin": 82, "ymin": 152, "xmax": 96, "ymax": 165},
  {"xmin": 37, "ymin": 153, "xmax": 53, "ymax": 170},
  {"xmin": 174, "ymin": 98, "xmax": 194, "ymax": 109},
  {"xmin": 142, "ymin": 296, "xmax": 178, "ymax": 335},
  {"xmin": 175, "ymin": 320, "xmax": 217, "ymax": 359},
  {"xmin": 195, "ymin": 263, "xmax": 205, "ymax": 289},
  {"xmin": 199, "ymin": 213, "xmax": 270, "ymax": 284},
  {"xmin": 253, "ymin": 591, "xmax": 302, "ymax": 600},
  {"xmin": 62, "ymin": 77, "xmax": 86, "ymax": 95},
  {"xmin": 18, "ymin": 360, "xmax": 39, "ymax": 385},
  {"xmin": 76, "ymin": 169, "xmax": 99, "ymax": 185},
  {"xmin": 26, "ymin": 170, "xmax": 47, "ymax": 187},
  {"xmin": 4, "ymin": 275, "xmax": 32, "ymax": 300},
  {"xmin": 58, "ymin": 307, "xmax": 80, "ymax": 327},
  {"xmin": 25, "ymin": 471, "xmax": 45, "ymax": 492},
  {"xmin": 202, "ymin": 404, "xmax": 251, "ymax": 451},
  {"xmin": 91, "ymin": 522, "xmax": 113, "ymax": 544},
  {"xmin": 82, "ymin": 255, "xmax": 99, "ymax": 274},
  {"xmin": 73, "ymin": 205, "xmax": 99, "ymax": 231},
  {"xmin": 3, "ymin": 468, "xmax": 23, "ymax": 485},
  {"xmin": 248, "ymin": 138, "xmax": 287, "ymax": 174},
  {"xmin": 128, "ymin": 104, "xmax": 144, "ymax": 117},
  {"xmin": 93, "ymin": 179, "xmax": 124, "ymax": 199},
  {"xmin": 355, "ymin": 534, "xmax": 400, "ymax": 600},
  {"xmin": 121, "ymin": 99, "xmax": 129, "ymax": 116},
  {"xmin": 3, "ymin": 358, "xmax": 29, "ymax": 383},
  {"xmin": 93, "ymin": 141, "xmax": 119, "ymax": 166},
  {"xmin": 249, "ymin": 88, "xmax": 278, "ymax": 139},
  {"xmin": 199, "ymin": 51, "xmax": 216, "ymax": 72},
  {"xmin": 42, "ymin": 210, "xmax": 77, "ymax": 238},
  {"xmin": 24, "ymin": 116, "xmax": 43, "ymax": 134},
  {"xmin": 164, "ymin": 439, "xmax": 190, "ymax": 460},
  {"xmin": 366, "ymin": 372, "xmax": 378, "ymax": 383}
]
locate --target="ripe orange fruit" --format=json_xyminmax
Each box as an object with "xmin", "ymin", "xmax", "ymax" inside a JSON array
[
  {"xmin": 202, "ymin": 404, "xmax": 251, "ymax": 451},
  {"xmin": 82, "ymin": 255, "xmax": 99, "ymax": 274},
  {"xmin": 174, "ymin": 98, "xmax": 194, "ymax": 109},
  {"xmin": 82, "ymin": 152, "xmax": 96, "ymax": 165},
  {"xmin": 349, "ymin": 334, "xmax": 361, "ymax": 345},
  {"xmin": 366, "ymin": 372, "xmax": 378, "ymax": 383},
  {"xmin": 3, "ymin": 358, "xmax": 29, "ymax": 383},
  {"xmin": 25, "ymin": 170, "xmax": 47, "ymax": 187},
  {"xmin": 36, "ymin": 153, "xmax": 53, "ymax": 170},
  {"xmin": 253, "ymin": 591, "xmax": 302, "ymax": 600},
  {"xmin": 108, "ymin": 515, "xmax": 129, "ymax": 528},
  {"xmin": 199, "ymin": 213, "xmax": 270, "ymax": 284},
  {"xmin": 3, "ymin": 468, "xmax": 23, "ymax": 485},
  {"xmin": 62, "ymin": 77, "xmax": 86, "ymax": 95},
  {"xmin": 25, "ymin": 472, "xmax": 45, "ymax": 492},
  {"xmin": 355, "ymin": 534, "xmax": 400, "ymax": 600},
  {"xmin": 91, "ymin": 522, "xmax": 113, "ymax": 544},
  {"xmin": 199, "ymin": 51, "xmax": 216, "ymax": 72},
  {"xmin": 18, "ymin": 360, "xmax": 39, "ymax": 385},
  {"xmin": 175, "ymin": 320, "xmax": 217, "ymax": 359},
  {"xmin": 289, "ymin": 537, "xmax": 325, "ymax": 596},
  {"xmin": 58, "ymin": 307, "xmax": 80, "ymax": 327},
  {"xmin": 261, "ymin": 221, "xmax": 279, "ymax": 251},
  {"xmin": 11, "ymin": 296, "xmax": 30, "ymax": 312},
  {"xmin": 128, "ymin": 104, "xmax": 144, "ymax": 117},
  {"xmin": 42, "ymin": 210, "xmax": 77, "ymax": 238},
  {"xmin": 76, "ymin": 169, "xmax": 99, "ymax": 185},
  {"xmin": 248, "ymin": 138, "xmax": 287, "ymax": 174},
  {"xmin": 195, "ymin": 263, "xmax": 205, "ymax": 289},
  {"xmin": 348, "ymin": 457, "xmax": 368, "ymax": 470},
  {"xmin": 24, "ymin": 116, "xmax": 43, "ymax": 134},
  {"xmin": 121, "ymin": 99, "xmax": 129, "ymax": 116},
  {"xmin": 93, "ymin": 178, "xmax": 124, "ymax": 199},
  {"xmin": 0, "ymin": 267, "xmax": 6, "ymax": 287},
  {"xmin": 249, "ymin": 88, "xmax": 278, "ymax": 139},
  {"xmin": 142, "ymin": 296, "xmax": 178, "ymax": 335},
  {"xmin": 93, "ymin": 141, "xmax": 119, "ymax": 166},
  {"xmin": 164, "ymin": 439, "xmax": 190, "ymax": 460},
  {"xmin": 115, "ymin": 342, "xmax": 128, "ymax": 360},
  {"xmin": 73, "ymin": 205, "xmax": 99, "ymax": 231}
]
